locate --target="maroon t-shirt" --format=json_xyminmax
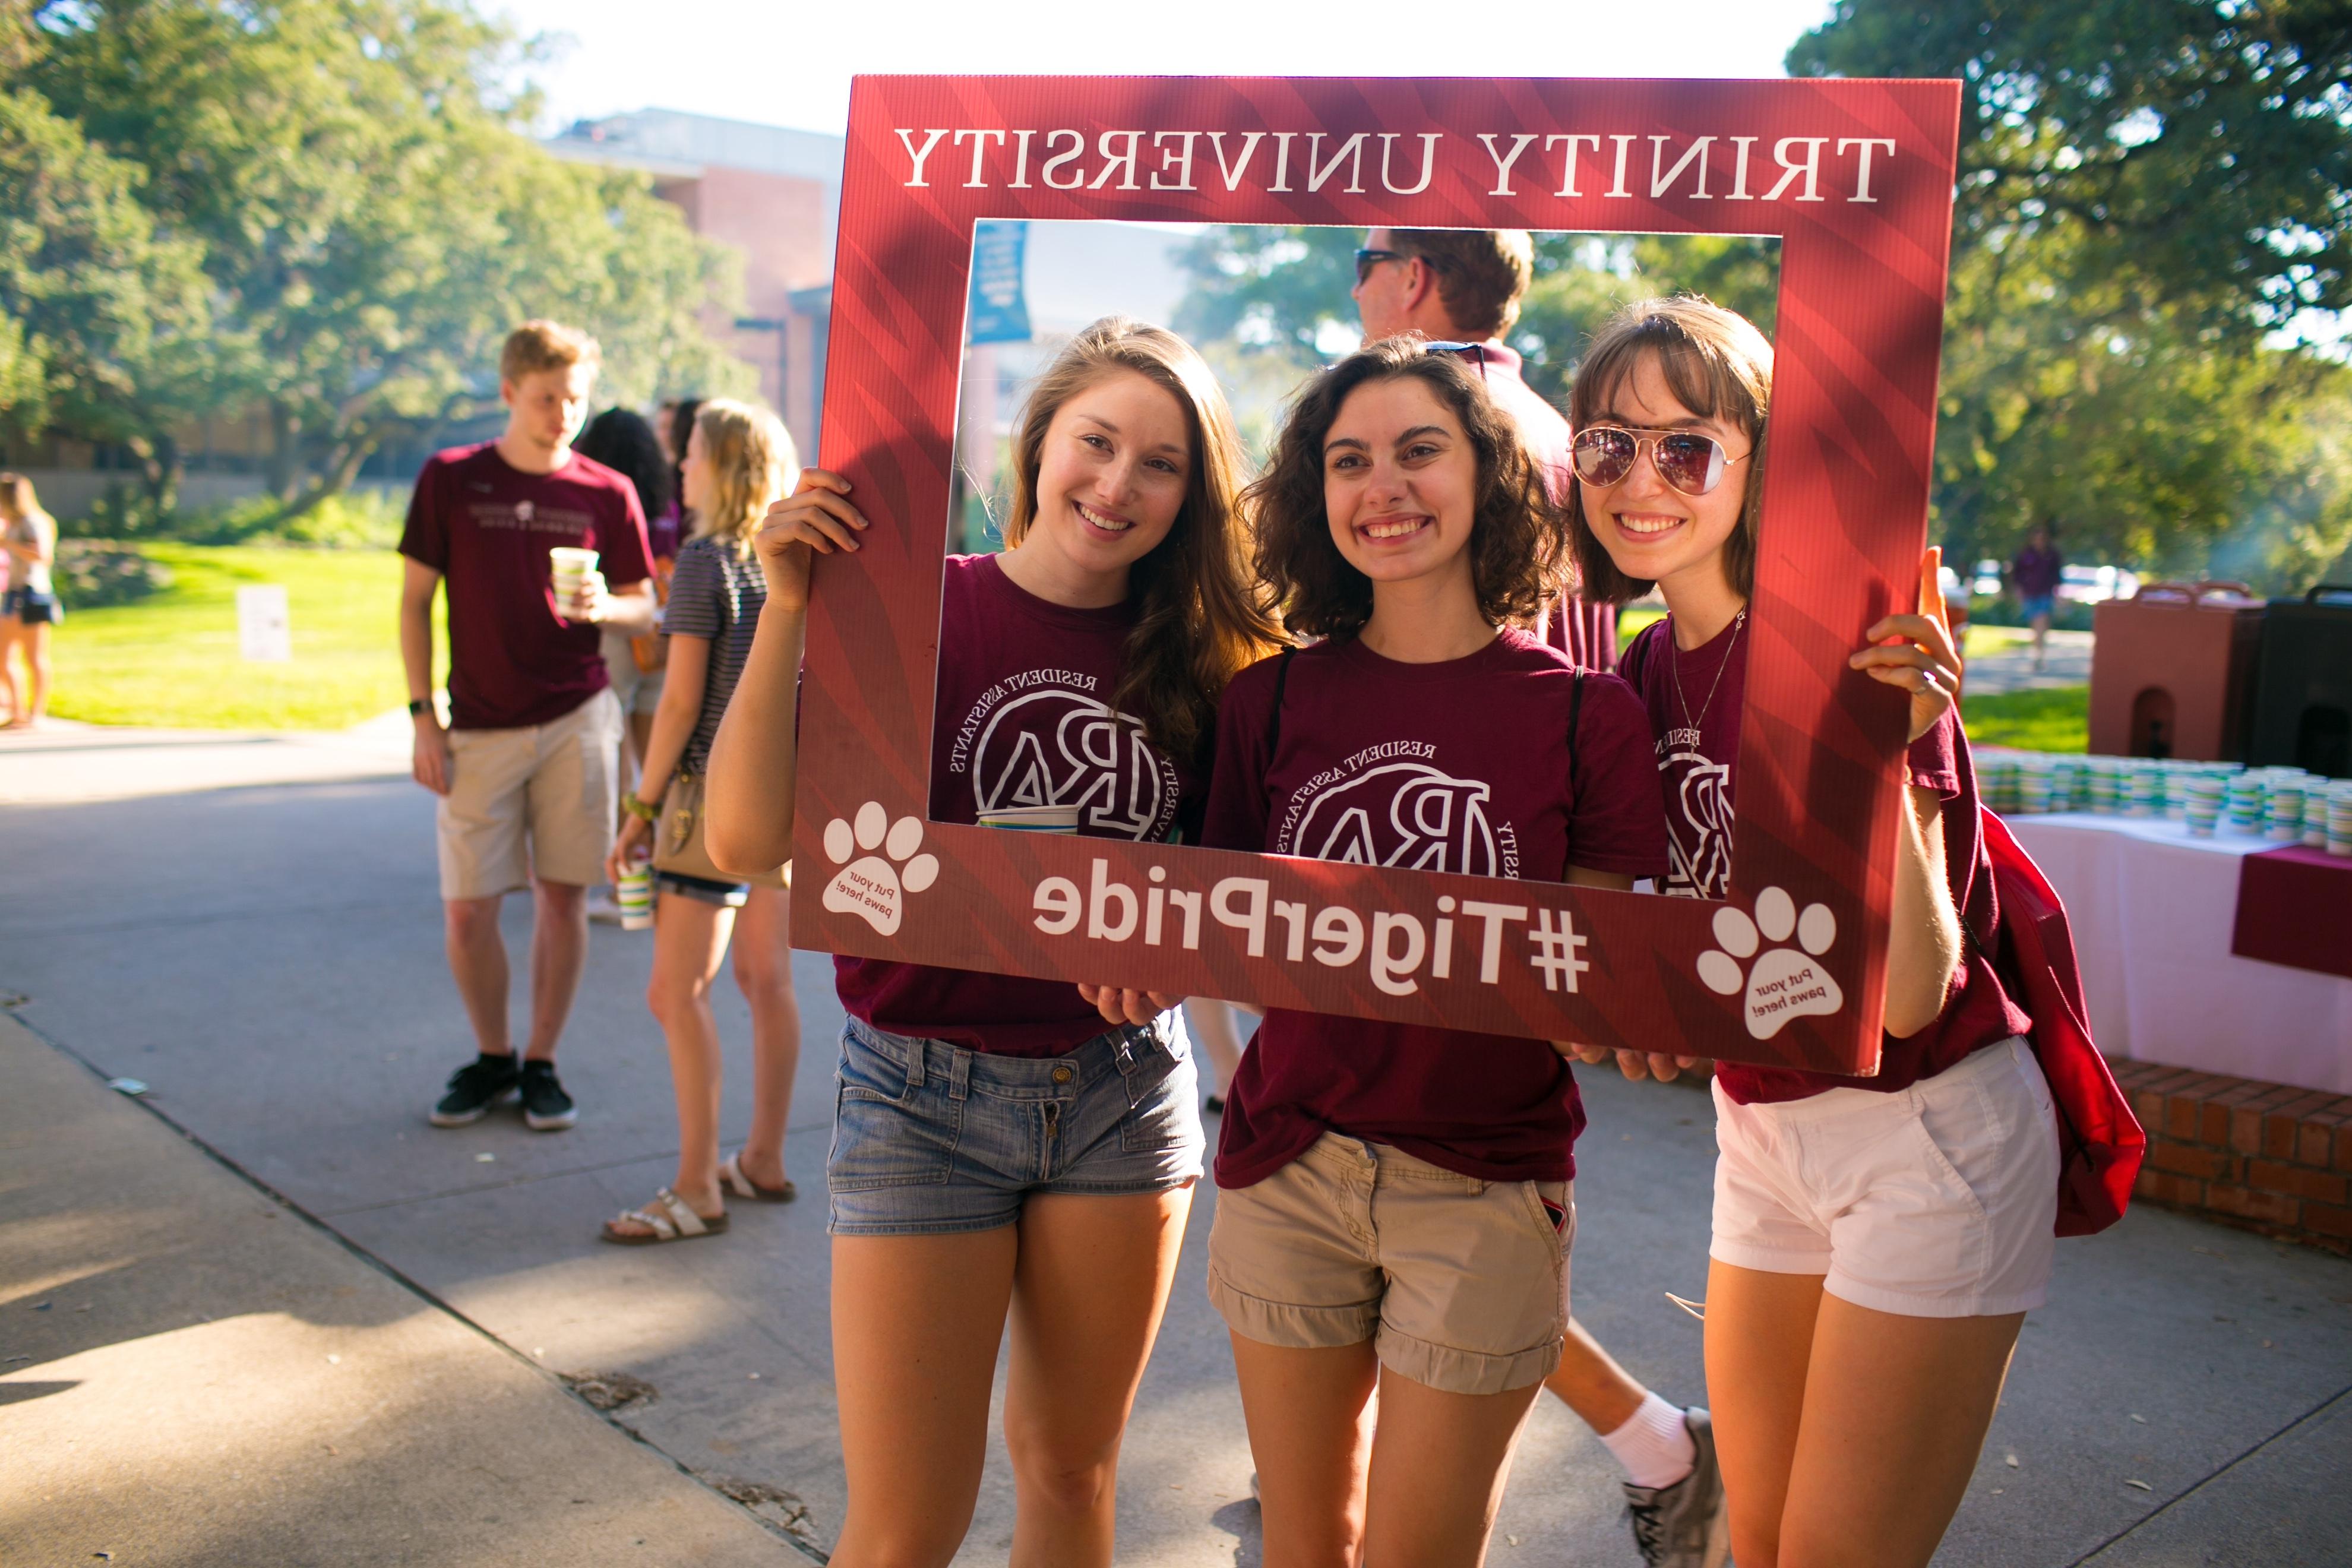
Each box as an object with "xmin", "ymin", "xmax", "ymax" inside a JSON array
[
  {"xmin": 399, "ymin": 442, "xmax": 653, "ymax": 731},
  {"xmin": 834, "ymin": 554, "xmax": 1203, "ymax": 1057},
  {"xmin": 1617, "ymin": 616, "xmax": 2031, "ymax": 1104},
  {"xmin": 1463, "ymin": 342, "xmax": 1618, "ymax": 673},
  {"xmin": 1202, "ymin": 630, "xmax": 1670, "ymax": 1187}
]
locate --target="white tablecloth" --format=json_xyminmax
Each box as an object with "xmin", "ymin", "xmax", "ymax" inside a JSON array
[{"xmin": 2008, "ymin": 814, "xmax": 2352, "ymax": 1095}]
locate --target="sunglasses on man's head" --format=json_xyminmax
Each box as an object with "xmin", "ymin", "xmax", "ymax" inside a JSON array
[
  {"xmin": 1570, "ymin": 425, "xmax": 1750, "ymax": 497},
  {"xmin": 1422, "ymin": 340, "xmax": 1488, "ymax": 383},
  {"xmin": 1354, "ymin": 246, "xmax": 1405, "ymax": 285}
]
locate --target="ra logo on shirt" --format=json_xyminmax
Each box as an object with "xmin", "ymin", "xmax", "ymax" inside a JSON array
[
  {"xmin": 1658, "ymin": 732, "xmax": 1733, "ymax": 897},
  {"xmin": 1282, "ymin": 751, "xmax": 1520, "ymax": 878},
  {"xmin": 969, "ymin": 684, "xmax": 1178, "ymax": 840}
]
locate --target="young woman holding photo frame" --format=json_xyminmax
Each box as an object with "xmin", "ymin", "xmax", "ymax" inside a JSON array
[
  {"xmin": 1566, "ymin": 296, "xmax": 2059, "ymax": 1568},
  {"xmin": 705, "ymin": 317, "xmax": 1284, "ymax": 1568}
]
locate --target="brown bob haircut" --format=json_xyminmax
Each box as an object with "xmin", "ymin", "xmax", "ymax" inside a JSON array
[
  {"xmin": 1567, "ymin": 295, "xmax": 1773, "ymax": 605},
  {"xmin": 1246, "ymin": 336, "xmax": 1562, "ymax": 641},
  {"xmin": 1389, "ymin": 229, "xmax": 1534, "ymax": 339},
  {"xmin": 1004, "ymin": 316, "xmax": 1285, "ymax": 763}
]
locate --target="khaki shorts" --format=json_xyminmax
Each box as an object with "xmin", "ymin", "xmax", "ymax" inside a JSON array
[
  {"xmin": 1207, "ymin": 1133, "xmax": 1573, "ymax": 1396},
  {"xmin": 436, "ymin": 689, "xmax": 622, "ymax": 900}
]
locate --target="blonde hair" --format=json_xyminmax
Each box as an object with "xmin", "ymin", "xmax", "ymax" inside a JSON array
[
  {"xmin": 691, "ymin": 400, "xmax": 796, "ymax": 558},
  {"xmin": 1004, "ymin": 316, "xmax": 1285, "ymax": 761},
  {"xmin": 1567, "ymin": 295, "xmax": 1774, "ymax": 602},
  {"xmin": 500, "ymin": 319, "xmax": 601, "ymax": 384},
  {"xmin": 0, "ymin": 472, "xmax": 53, "ymax": 530}
]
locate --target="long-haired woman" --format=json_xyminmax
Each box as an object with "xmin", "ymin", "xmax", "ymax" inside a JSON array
[
  {"xmin": 1565, "ymin": 296, "xmax": 2056, "ymax": 1568},
  {"xmin": 704, "ymin": 317, "xmax": 1284, "ymax": 1567},
  {"xmin": 1183, "ymin": 338, "xmax": 1668, "ymax": 1567},
  {"xmin": 0, "ymin": 472, "xmax": 60, "ymax": 729},
  {"xmin": 599, "ymin": 400, "xmax": 804, "ymax": 1243}
]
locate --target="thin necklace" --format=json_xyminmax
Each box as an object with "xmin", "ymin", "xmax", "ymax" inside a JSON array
[{"xmin": 1670, "ymin": 608, "xmax": 1746, "ymax": 734}]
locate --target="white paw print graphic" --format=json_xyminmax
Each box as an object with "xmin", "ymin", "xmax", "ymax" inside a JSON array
[
  {"xmin": 821, "ymin": 801, "xmax": 939, "ymax": 937},
  {"xmin": 1696, "ymin": 887, "xmax": 1844, "ymax": 1041}
]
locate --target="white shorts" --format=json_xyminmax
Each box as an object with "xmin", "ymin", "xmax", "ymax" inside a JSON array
[{"xmin": 1710, "ymin": 1037, "xmax": 2059, "ymax": 1319}]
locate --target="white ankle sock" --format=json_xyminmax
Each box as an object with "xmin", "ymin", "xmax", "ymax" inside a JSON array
[{"xmin": 1599, "ymin": 1392, "xmax": 1697, "ymax": 1490}]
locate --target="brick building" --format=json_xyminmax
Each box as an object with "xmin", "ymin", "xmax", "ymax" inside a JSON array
[{"xmin": 545, "ymin": 109, "xmax": 842, "ymax": 460}]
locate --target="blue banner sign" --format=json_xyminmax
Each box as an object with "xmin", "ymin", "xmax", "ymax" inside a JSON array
[{"xmin": 967, "ymin": 220, "xmax": 1030, "ymax": 345}]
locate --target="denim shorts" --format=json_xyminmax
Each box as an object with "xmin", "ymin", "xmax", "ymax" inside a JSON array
[{"xmin": 826, "ymin": 1013, "xmax": 1206, "ymax": 1236}]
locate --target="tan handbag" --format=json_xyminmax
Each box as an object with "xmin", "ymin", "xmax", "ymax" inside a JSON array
[{"xmin": 652, "ymin": 771, "xmax": 789, "ymax": 889}]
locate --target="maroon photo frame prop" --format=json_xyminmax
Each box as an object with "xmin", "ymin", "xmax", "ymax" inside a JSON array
[{"xmin": 792, "ymin": 74, "xmax": 1961, "ymax": 1074}]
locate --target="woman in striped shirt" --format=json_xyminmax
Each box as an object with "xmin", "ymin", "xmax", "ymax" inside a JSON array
[{"xmin": 601, "ymin": 399, "xmax": 805, "ymax": 1243}]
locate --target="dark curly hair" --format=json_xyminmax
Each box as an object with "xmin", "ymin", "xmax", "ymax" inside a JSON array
[
  {"xmin": 574, "ymin": 406, "xmax": 674, "ymax": 523},
  {"xmin": 1245, "ymin": 337, "xmax": 1563, "ymax": 640}
]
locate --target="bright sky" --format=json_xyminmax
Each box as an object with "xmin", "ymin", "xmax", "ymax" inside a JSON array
[{"xmin": 491, "ymin": 0, "xmax": 1839, "ymax": 138}]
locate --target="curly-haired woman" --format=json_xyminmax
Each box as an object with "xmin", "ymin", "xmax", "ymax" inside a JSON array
[{"xmin": 1196, "ymin": 337, "xmax": 1670, "ymax": 1567}]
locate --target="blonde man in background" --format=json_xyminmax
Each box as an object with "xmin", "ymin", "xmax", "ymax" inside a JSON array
[
  {"xmin": 600, "ymin": 400, "xmax": 803, "ymax": 1243},
  {"xmin": 401, "ymin": 320, "xmax": 656, "ymax": 1133}
]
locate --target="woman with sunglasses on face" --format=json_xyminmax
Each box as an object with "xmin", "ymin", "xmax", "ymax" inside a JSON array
[
  {"xmin": 1178, "ymin": 337, "xmax": 1668, "ymax": 1568},
  {"xmin": 1564, "ymin": 297, "xmax": 2057, "ymax": 1568},
  {"xmin": 703, "ymin": 317, "xmax": 1284, "ymax": 1568}
]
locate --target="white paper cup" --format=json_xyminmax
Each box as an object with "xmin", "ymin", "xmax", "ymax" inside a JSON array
[
  {"xmin": 550, "ymin": 546, "xmax": 599, "ymax": 607},
  {"xmin": 978, "ymin": 804, "xmax": 1083, "ymax": 833},
  {"xmin": 615, "ymin": 862, "xmax": 654, "ymax": 930}
]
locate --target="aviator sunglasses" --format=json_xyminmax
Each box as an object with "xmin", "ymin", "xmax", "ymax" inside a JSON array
[{"xmin": 1571, "ymin": 424, "xmax": 1751, "ymax": 498}]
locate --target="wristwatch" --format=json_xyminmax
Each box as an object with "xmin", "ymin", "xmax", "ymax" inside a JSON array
[
  {"xmin": 622, "ymin": 793, "xmax": 660, "ymax": 823},
  {"xmin": 406, "ymin": 698, "xmax": 432, "ymax": 717}
]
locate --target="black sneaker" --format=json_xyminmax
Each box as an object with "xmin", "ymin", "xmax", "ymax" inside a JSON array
[
  {"xmin": 431, "ymin": 1054, "xmax": 519, "ymax": 1127},
  {"xmin": 517, "ymin": 1058, "xmax": 578, "ymax": 1131}
]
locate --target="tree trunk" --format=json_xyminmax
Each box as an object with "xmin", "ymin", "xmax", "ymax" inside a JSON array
[
  {"xmin": 274, "ymin": 433, "xmax": 374, "ymax": 524},
  {"xmin": 266, "ymin": 401, "xmax": 305, "ymax": 502}
]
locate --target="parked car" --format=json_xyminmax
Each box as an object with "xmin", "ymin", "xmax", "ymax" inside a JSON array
[{"xmin": 2058, "ymin": 563, "xmax": 2140, "ymax": 604}]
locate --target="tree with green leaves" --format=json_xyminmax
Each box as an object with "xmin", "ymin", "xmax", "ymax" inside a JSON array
[
  {"xmin": 20, "ymin": 0, "xmax": 754, "ymax": 522},
  {"xmin": 0, "ymin": 78, "xmax": 216, "ymax": 508},
  {"xmin": 1791, "ymin": 0, "xmax": 2352, "ymax": 587}
]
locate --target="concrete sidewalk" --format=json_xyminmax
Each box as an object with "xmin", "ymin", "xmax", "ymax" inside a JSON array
[
  {"xmin": 0, "ymin": 1013, "xmax": 796, "ymax": 1566},
  {"xmin": 3, "ymin": 733, "xmax": 2350, "ymax": 1565}
]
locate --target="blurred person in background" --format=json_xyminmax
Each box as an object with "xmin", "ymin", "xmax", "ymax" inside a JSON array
[
  {"xmin": 600, "ymin": 399, "xmax": 802, "ymax": 1243},
  {"xmin": 666, "ymin": 399, "xmax": 704, "ymax": 533},
  {"xmin": 1350, "ymin": 227, "xmax": 1619, "ymax": 672},
  {"xmin": 2008, "ymin": 522, "xmax": 2063, "ymax": 672},
  {"xmin": 402, "ymin": 320, "xmax": 656, "ymax": 1133},
  {"xmin": 0, "ymin": 472, "xmax": 60, "ymax": 730},
  {"xmin": 574, "ymin": 406, "xmax": 678, "ymax": 925}
]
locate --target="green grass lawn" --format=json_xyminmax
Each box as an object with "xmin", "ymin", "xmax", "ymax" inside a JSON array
[
  {"xmin": 1961, "ymin": 684, "xmax": 2089, "ymax": 753},
  {"xmin": 51, "ymin": 544, "xmax": 435, "ymax": 729}
]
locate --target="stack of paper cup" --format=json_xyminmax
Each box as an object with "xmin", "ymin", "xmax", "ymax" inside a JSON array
[
  {"xmin": 2266, "ymin": 780, "xmax": 2306, "ymax": 843},
  {"xmin": 615, "ymin": 862, "xmax": 654, "ymax": 929},
  {"xmin": 2182, "ymin": 773, "xmax": 2225, "ymax": 836},
  {"xmin": 2089, "ymin": 764, "xmax": 2124, "ymax": 815},
  {"xmin": 549, "ymin": 547, "xmax": 599, "ymax": 616},
  {"xmin": 2224, "ymin": 774, "xmax": 2266, "ymax": 835},
  {"xmin": 2018, "ymin": 760, "xmax": 2054, "ymax": 814},
  {"xmin": 1983, "ymin": 755, "xmax": 2019, "ymax": 813},
  {"xmin": 2328, "ymin": 786, "xmax": 2352, "ymax": 857},
  {"xmin": 2128, "ymin": 766, "xmax": 2164, "ymax": 818}
]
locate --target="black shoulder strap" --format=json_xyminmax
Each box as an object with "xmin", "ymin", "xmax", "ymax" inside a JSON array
[
  {"xmin": 1263, "ymin": 646, "xmax": 1298, "ymax": 761},
  {"xmin": 1567, "ymin": 669, "xmax": 1585, "ymax": 801}
]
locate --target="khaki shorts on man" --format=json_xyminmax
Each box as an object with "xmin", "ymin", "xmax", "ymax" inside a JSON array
[{"xmin": 437, "ymin": 688, "xmax": 622, "ymax": 899}]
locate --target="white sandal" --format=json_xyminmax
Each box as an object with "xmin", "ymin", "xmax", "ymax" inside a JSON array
[
  {"xmin": 719, "ymin": 1152, "xmax": 796, "ymax": 1203},
  {"xmin": 600, "ymin": 1186, "xmax": 729, "ymax": 1245}
]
